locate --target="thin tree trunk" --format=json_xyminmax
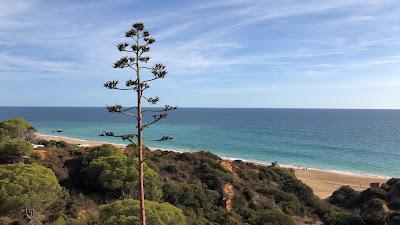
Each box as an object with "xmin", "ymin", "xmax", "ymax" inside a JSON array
[
  {"xmin": 138, "ymin": 96, "xmax": 146, "ymax": 225},
  {"xmin": 136, "ymin": 38, "xmax": 146, "ymax": 225}
]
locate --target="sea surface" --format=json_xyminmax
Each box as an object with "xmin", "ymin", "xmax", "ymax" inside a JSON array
[{"xmin": 0, "ymin": 107, "xmax": 399, "ymax": 177}]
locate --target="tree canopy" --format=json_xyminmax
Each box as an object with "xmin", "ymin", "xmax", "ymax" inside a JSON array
[
  {"xmin": 98, "ymin": 199, "xmax": 186, "ymax": 225},
  {"xmin": 83, "ymin": 155, "xmax": 162, "ymax": 200},
  {"xmin": 89, "ymin": 144, "xmax": 123, "ymax": 159},
  {"xmin": 0, "ymin": 128, "xmax": 9, "ymax": 142},
  {"xmin": 0, "ymin": 139, "xmax": 33, "ymax": 157},
  {"xmin": 249, "ymin": 209, "xmax": 295, "ymax": 225},
  {"xmin": 0, "ymin": 163, "xmax": 62, "ymax": 222},
  {"xmin": 0, "ymin": 118, "xmax": 36, "ymax": 140}
]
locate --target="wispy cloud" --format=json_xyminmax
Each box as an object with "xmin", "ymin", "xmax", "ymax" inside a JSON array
[
  {"xmin": 196, "ymin": 76, "xmax": 400, "ymax": 95},
  {"xmin": 0, "ymin": 53, "xmax": 80, "ymax": 74},
  {"xmin": 0, "ymin": 0, "xmax": 399, "ymax": 107}
]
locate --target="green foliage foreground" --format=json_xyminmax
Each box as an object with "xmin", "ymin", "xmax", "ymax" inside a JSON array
[
  {"xmin": 83, "ymin": 153, "xmax": 163, "ymax": 200},
  {"xmin": 89, "ymin": 144, "xmax": 123, "ymax": 159},
  {"xmin": 0, "ymin": 139, "xmax": 33, "ymax": 157},
  {"xmin": 328, "ymin": 178, "xmax": 400, "ymax": 225},
  {"xmin": 0, "ymin": 163, "xmax": 62, "ymax": 223},
  {"xmin": 0, "ymin": 118, "xmax": 36, "ymax": 141},
  {"xmin": 98, "ymin": 199, "xmax": 186, "ymax": 225}
]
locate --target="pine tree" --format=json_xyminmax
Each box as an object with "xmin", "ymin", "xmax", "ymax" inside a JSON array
[{"xmin": 102, "ymin": 22, "xmax": 176, "ymax": 225}]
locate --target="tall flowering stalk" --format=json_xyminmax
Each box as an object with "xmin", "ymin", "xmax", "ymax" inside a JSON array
[{"xmin": 102, "ymin": 22, "xmax": 176, "ymax": 225}]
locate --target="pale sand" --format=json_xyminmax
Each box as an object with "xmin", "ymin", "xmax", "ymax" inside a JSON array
[
  {"xmin": 35, "ymin": 133, "xmax": 126, "ymax": 148},
  {"xmin": 294, "ymin": 169, "xmax": 388, "ymax": 199},
  {"xmin": 35, "ymin": 133, "xmax": 389, "ymax": 199}
]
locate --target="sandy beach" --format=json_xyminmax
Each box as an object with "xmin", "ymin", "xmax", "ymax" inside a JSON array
[
  {"xmin": 35, "ymin": 133, "xmax": 389, "ymax": 199},
  {"xmin": 294, "ymin": 168, "xmax": 387, "ymax": 199},
  {"xmin": 36, "ymin": 133, "xmax": 126, "ymax": 148}
]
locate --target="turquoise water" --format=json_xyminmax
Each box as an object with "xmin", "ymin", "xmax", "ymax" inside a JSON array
[{"xmin": 0, "ymin": 107, "xmax": 399, "ymax": 177}]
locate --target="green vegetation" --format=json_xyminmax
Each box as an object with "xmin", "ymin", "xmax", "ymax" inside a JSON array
[
  {"xmin": 34, "ymin": 139, "xmax": 73, "ymax": 148},
  {"xmin": 89, "ymin": 144, "xmax": 123, "ymax": 159},
  {"xmin": 0, "ymin": 117, "xmax": 399, "ymax": 225},
  {"xmin": 83, "ymin": 154, "xmax": 162, "ymax": 200},
  {"xmin": 0, "ymin": 118, "xmax": 36, "ymax": 141},
  {"xmin": 98, "ymin": 199, "xmax": 186, "ymax": 225},
  {"xmin": 0, "ymin": 163, "xmax": 62, "ymax": 224},
  {"xmin": 248, "ymin": 209, "xmax": 295, "ymax": 225},
  {"xmin": 0, "ymin": 139, "xmax": 33, "ymax": 157},
  {"xmin": 0, "ymin": 118, "xmax": 35, "ymax": 163},
  {"xmin": 329, "ymin": 178, "xmax": 400, "ymax": 225}
]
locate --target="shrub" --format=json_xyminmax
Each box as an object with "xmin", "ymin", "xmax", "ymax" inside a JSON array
[
  {"xmin": 248, "ymin": 209, "xmax": 295, "ymax": 225},
  {"xmin": 387, "ymin": 178, "xmax": 400, "ymax": 186},
  {"xmin": 282, "ymin": 179, "xmax": 315, "ymax": 206},
  {"xmin": 209, "ymin": 209, "xmax": 243, "ymax": 225},
  {"xmin": 259, "ymin": 166, "xmax": 296, "ymax": 184},
  {"xmin": 360, "ymin": 198, "xmax": 386, "ymax": 225},
  {"xmin": 83, "ymin": 155, "xmax": 162, "ymax": 200},
  {"xmin": 198, "ymin": 159, "xmax": 231, "ymax": 190},
  {"xmin": 313, "ymin": 199, "xmax": 335, "ymax": 218},
  {"xmin": 257, "ymin": 186, "xmax": 305, "ymax": 215},
  {"xmin": 329, "ymin": 185, "xmax": 358, "ymax": 208},
  {"xmin": 0, "ymin": 139, "xmax": 33, "ymax": 157},
  {"xmin": 163, "ymin": 181, "xmax": 219, "ymax": 211},
  {"xmin": 35, "ymin": 139, "xmax": 71, "ymax": 148},
  {"xmin": 31, "ymin": 148, "xmax": 72, "ymax": 180},
  {"xmin": 388, "ymin": 182, "xmax": 400, "ymax": 200},
  {"xmin": 89, "ymin": 144, "xmax": 122, "ymax": 159},
  {"xmin": 0, "ymin": 128, "xmax": 9, "ymax": 142},
  {"xmin": 0, "ymin": 163, "xmax": 62, "ymax": 223},
  {"xmin": 48, "ymin": 217, "xmax": 67, "ymax": 225},
  {"xmin": 98, "ymin": 199, "xmax": 186, "ymax": 225},
  {"xmin": 65, "ymin": 193, "xmax": 98, "ymax": 225},
  {"xmin": 0, "ymin": 118, "xmax": 36, "ymax": 140},
  {"xmin": 353, "ymin": 187, "xmax": 387, "ymax": 206},
  {"xmin": 323, "ymin": 211, "xmax": 364, "ymax": 225}
]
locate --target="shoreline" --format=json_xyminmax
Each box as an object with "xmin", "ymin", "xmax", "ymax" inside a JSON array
[
  {"xmin": 220, "ymin": 156, "xmax": 390, "ymax": 180},
  {"xmin": 35, "ymin": 133, "xmax": 389, "ymax": 199}
]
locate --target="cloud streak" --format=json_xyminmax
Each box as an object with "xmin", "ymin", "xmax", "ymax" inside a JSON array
[{"xmin": 0, "ymin": 0, "xmax": 399, "ymax": 108}]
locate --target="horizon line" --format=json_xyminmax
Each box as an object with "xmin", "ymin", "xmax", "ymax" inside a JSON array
[{"xmin": 1, "ymin": 106, "xmax": 400, "ymax": 110}]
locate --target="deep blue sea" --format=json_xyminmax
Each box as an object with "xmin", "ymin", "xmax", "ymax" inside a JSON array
[{"xmin": 0, "ymin": 107, "xmax": 399, "ymax": 177}]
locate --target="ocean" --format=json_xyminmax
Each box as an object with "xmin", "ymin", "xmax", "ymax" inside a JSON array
[{"xmin": 0, "ymin": 107, "xmax": 399, "ymax": 177}]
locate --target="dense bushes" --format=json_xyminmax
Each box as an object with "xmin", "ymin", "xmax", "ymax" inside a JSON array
[
  {"xmin": 0, "ymin": 128, "xmax": 8, "ymax": 142},
  {"xmin": 328, "ymin": 185, "xmax": 358, "ymax": 207},
  {"xmin": 248, "ymin": 209, "xmax": 295, "ymax": 225},
  {"xmin": 0, "ymin": 118, "xmax": 36, "ymax": 141},
  {"xmin": 328, "ymin": 179, "xmax": 400, "ymax": 225},
  {"xmin": 0, "ymin": 118, "xmax": 35, "ymax": 163},
  {"xmin": 0, "ymin": 139, "xmax": 33, "ymax": 157},
  {"xmin": 83, "ymin": 154, "xmax": 162, "ymax": 200},
  {"xmin": 323, "ymin": 211, "xmax": 364, "ymax": 225},
  {"xmin": 98, "ymin": 199, "xmax": 186, "ymax": 225},
  {"xmin": 355, "ymin": 187, "xmax": 387, "ymax": 205},
  {"xmin": 89, "ymin": 144, "xmax": 123, "ymax": 159},
  {"xmin": 360, "ymin": 198, "xmax": 386, "ymax": 225},
  {"xmin": 282, "ymin": 178, "xmax": 316, "ymax": 206},
  {"xmin": 147, "ymin": 150, "xmax": 232, "ymax": 188},
  {"xmin": 0, "ymin": 163, "xmax": 62, "ymax": 224},
  {"xmin": 389, "ymin": 197, "xmax": 400, "ymax": 210},
  {"xmin": 163, "ymin": 181, "xmax": 220, "ymax": 210},
  {"xmin": 35, "ymin": 139, "xmax": 72, "ymax": 148}
]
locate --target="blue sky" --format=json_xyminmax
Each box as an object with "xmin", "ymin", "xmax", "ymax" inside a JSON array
[{"xmin": 0, "ymin": 0, "xmax": 400, "ymax": 108}]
